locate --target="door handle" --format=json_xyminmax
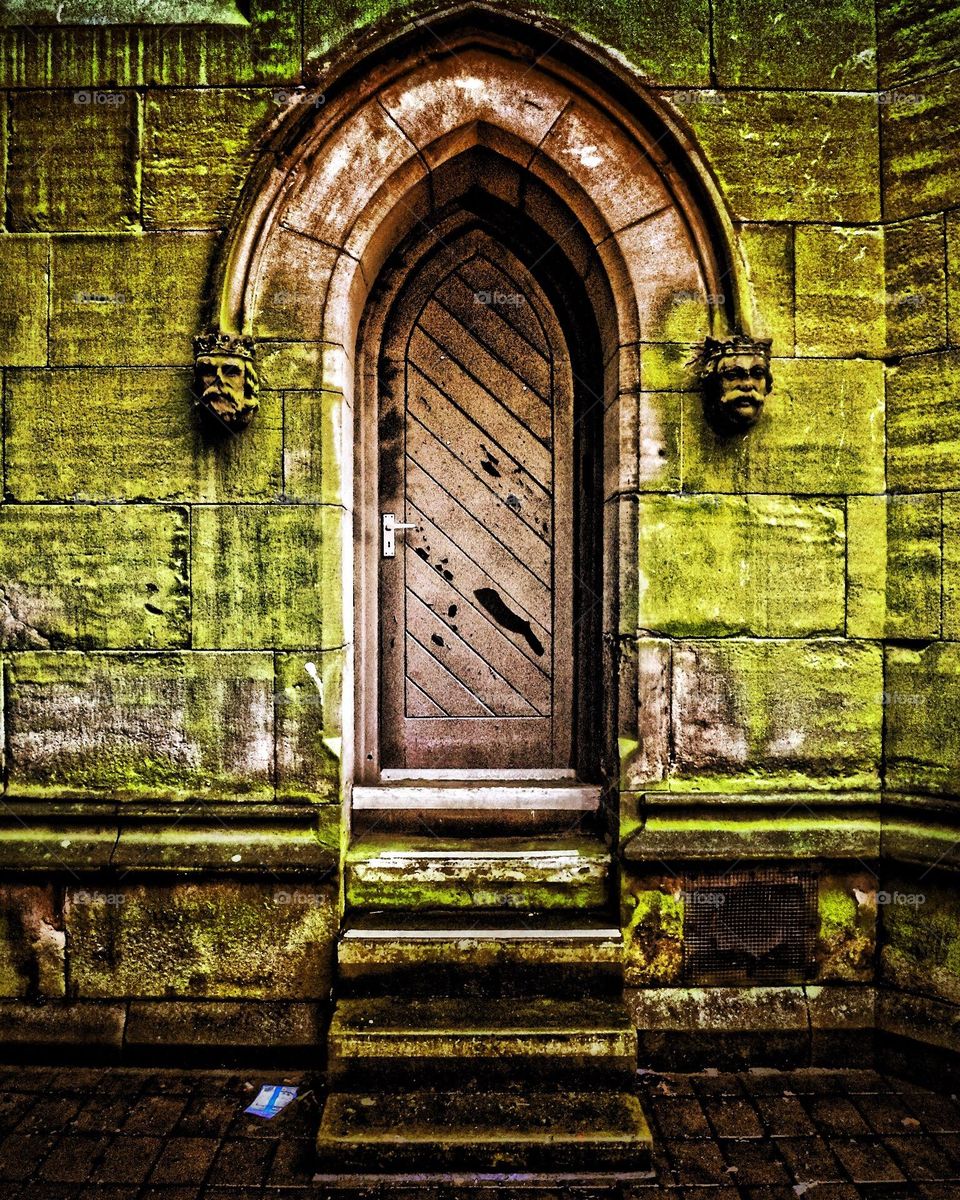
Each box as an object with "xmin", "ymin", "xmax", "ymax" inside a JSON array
[{"xmin": 382, "ymin": 512, "xmax": 417, "ymax": 558}]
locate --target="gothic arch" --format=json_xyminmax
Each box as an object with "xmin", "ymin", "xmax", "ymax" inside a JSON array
[{"xmin": 205, "ymin": 8, "xmax": 756, "ymax": 790}]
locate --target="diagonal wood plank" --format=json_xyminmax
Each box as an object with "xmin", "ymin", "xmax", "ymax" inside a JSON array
[
  {"xmin": 456, "ymin": 255, "xmax": 551, "ymax": 356},
  {"xmin": 408, "ymin": 368, "xmax": 551, "ymax": 542},
  {"xmin": 406, "ymin": 414, "xmax": 551, "ymax": 585},
  {"xmin": 405, "ymin": 632, "xmax": 494, "ymax": 718}
]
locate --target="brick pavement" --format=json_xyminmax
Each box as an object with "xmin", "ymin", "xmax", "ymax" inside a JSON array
[{"xmin": 0, "ymin": 1065, "xmax": 956, "ymax": 1197}]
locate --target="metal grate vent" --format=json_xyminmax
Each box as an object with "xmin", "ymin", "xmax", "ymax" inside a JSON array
[{"xmin": 682, "ymin": 867, "xmax": 818, "ymax": 984}]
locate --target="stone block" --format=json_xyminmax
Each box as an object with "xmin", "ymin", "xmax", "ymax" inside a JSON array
[
  {"xmin": 949, "ymin": 210, "xmax": 960, "ymax": 346},
  {"xmin": 885, "ymin": 215, "xmax": 948, "ymax": 354},
  {"xmin": 639, "ymin": 344, "xmax": 699, "ymax": 393},
  {"xmin": 817, "ymin": 873, "xmax": 877, "ymax": 982},
  {"xmin": 619, "ymin": 639, "xmax": 671, "ymax": 791},
  {"xmin": 0, "ymin": 235, "xmax": 48, "ymax": 366},
  {"xmin": 0, "ymin": 885, "xmax": 64, "ymax": 998},
  {"xmin": 628, "ymin": 812, "xmax": 881, "ymax": 858},
  {"xmin": 878, "ymin": 989, "xmax": 960, "ymax": 1056},
  {"xmin": 191, "ymin": 504, "xmax": 344, "ymax": 650},
  {"xmin": 848, "ymin": 494, "xmax": 942, "ymax": 638},
  {"xmin": 0, "ymin": 1000, "xmax": 124, "ymax": 1047},
  {"xmin": 681, "ymin": 358, "xmax": 884, "ymax": 495},
  {"xmin": 794, "ymin": 226, "xmax": 885, "ymax": 357},
  {"xmin": 66, "ymin": 878, "xmax": 338, "ymax": 999},
  {"xmin": 885, "ymin": 642, "xmax": 960, "ymax": 793},
  {"xmin": 714, "ymin": 0, "xmax": 877, "ymax": 90},
  {"xmin": 125, "ymin": 1000, "xmax": 325, "ymax": 1049},
  {"xmin": 50, "ymin": 233, "xmax": 217, "ymax": 366},
  {"xmin": 672, "ymin": 91, "xmax": 880, "ymax": 222},
  {"xmin": 620, "ymin": 875, "xmax": 683, "ymax": 986},
  {"xmin": 739, "ymin": 222, "xmax": 796, "ymax": 354},
  {"xmin": 636, "ymin": 495, "xmax": 845, "ymax": 636},
  {"xmin": 945, "ymin": 495, "xmax": 960, "ymax": 639},
  {"xmin": 143, "ymin": 87, "xmax": 276, "ymax": 229},
  {"xmin": 0, "ymin": 504, "xmax": 189, "ymax": 649},
  {"xmin": 7, "ymin": 90, "xmax": 139, "ymax": 231},
  {"xmin": 669, "ymin": 639, "xmax": 883, "ymax": 791},
  {"xmin": 887, "ymin": 349, "xmax": 960, "ymax": 491},
  {"xmin": 882, "ymin": 67, "xmax": 960, "ymax": 219},
  {"xmin": 5, "ymin": 370, "xmax": 282, "ymax": 502},
  {"xmin": 112, "ymin": 820, "xmax": 340, "ymax": 873},
  {"xmin": 878, "ymin": 0, "xmax": 960, "ymax": 87},
  {"xmin": 880, "ymin": 876, "xmax": 960, "ymax": 1004},
  {"xmin": 5, "ymin": 651, "xmax": 276, "ymax": 799},
  {"xmin": 634, "ymin": 393, "xmax": 681, "ymax": 493},
  {"xmin": 284, "ymin": 390, "xmax": 348, "ymax": 505},
  {"xmin": 275, "ymin": 650, "xmax": 344, "ymax": 803}
]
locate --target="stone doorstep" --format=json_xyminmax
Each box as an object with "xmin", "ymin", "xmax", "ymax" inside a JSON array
[
  {"xmin": 315, "ymin": 1090, "xmax": 653, "ymax": 1173},
  {"xmin": 344, "ymin": 834, "xmax": 610, "ymax": 910},
  {"xmin": 350, "ymin": 784, "xmax": 602, "ymax": 832},
  {"xmin": 327, "ymin": 996, "xmax": 637, "ymax": 1082}
]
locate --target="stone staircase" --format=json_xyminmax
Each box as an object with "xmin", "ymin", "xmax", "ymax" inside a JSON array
[{"xmin": 314, "ymin": 791, "xmax": 653, "ymax": 1191}]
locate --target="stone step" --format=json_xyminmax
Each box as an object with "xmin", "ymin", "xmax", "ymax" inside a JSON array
[
  {"xmin": 337, "ymin": 911, "xmax": 623, "ymax": 997},
  {"xmin": 314, "ymin": 1089, "xmax": 653, "ymax": 1174},
  {"xmin": 327, "ymin": 996, "xmax": 637, "ymax": 1084},
  {"xmin": 344, "ymin": 835, "xmax": 611, "ymax": 911},
  {"xmin": 351, "ymin": 783, "xmax": 602, "ymax": 833}
]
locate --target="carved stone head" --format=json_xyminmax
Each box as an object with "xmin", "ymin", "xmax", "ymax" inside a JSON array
[
  {"xmin": 192, "ymin": 330, "xmax": 259, "ymax": 432},
  {"xmin": 697, "ymin": 334, "xmax": 773, "ymax": 435}
]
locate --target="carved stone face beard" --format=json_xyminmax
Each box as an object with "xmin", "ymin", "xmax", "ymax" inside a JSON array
[
  {"xmin": 195, "ymin": 354, "xmax": 248, "ymax": 422},
  {"xmin": 712, "ymin": 353, "xmax": 770, "ymax": 432}
]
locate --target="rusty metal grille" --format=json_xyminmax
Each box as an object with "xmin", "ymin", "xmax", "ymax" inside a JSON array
[{"xmin": 682, "ymin": 868, "xmax": 818, "ymax": 984}]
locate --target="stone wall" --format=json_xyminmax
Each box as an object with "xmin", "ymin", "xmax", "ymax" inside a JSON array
[{"xmin": 0, "ymin": 0, "xmax": 958, "ymax": 1058}]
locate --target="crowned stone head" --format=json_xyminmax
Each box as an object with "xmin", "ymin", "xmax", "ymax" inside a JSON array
[
  {"xmin": 696, "ymin": 334, "xmax": 773, "ymax": 435},
  {"xmin": 192, "ymin": 330, "xmax": 260, "ymax": 432}
]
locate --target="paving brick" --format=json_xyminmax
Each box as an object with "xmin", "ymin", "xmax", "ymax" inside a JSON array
[
  {"xmin": 777, "ymin": 1135, "xmax": 845, "ymax": 1182},
  {"xmin": 720, "ymin": 1137, "xmax": 793, "ymax": 1185},
  {"xmin": 829, "ymin": 1137, "xmax": 907, "ymax": 1183},
  {"xmin": 146, "ymin": 1136, "xmax": 219, "ymax": 1185},
  {"xmin": 704, "ymin": 1095, "xmax": 765, "ymax": 1139},
  {"xmin": 37, "ymin": 1134, "xmax": 110, "ymax": 1183}
]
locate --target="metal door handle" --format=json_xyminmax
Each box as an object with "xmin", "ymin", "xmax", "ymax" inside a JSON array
[{"xmin": 382, "ymin": 512, "xmax": 417, "ymax": 558}]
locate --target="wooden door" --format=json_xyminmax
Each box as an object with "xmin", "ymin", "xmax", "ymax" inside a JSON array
[{"xmin": 377, "ymin": 232, "xmax": 574, "ymax": 770}]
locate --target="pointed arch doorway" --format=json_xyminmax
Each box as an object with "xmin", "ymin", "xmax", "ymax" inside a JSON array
[{"xmin": 357, "ymin": 204, "xmax": 605, "ymax": 782}]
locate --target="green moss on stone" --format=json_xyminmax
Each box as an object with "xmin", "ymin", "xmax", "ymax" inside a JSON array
[
  {"xmin": 882, "ymin": 67, "xmax": 960, "ymax": 220},
  {"xmin": 636, "ymin": 495, "xmax": 845, "ymax": 637},
  {"xmin": 0, "ymin": 505, "xmax": 189, "ymax": 650},
  {"xmin": 817, "ymin": 875, "xmax": 876, "ymax": 982},
  {"xmin": 885, "ymin": 642, "xmax": 960, "ymax": 794},
  {"xmin": 885, "ymin": 214, "xmax": 948, "ymax": 355},
  {"xmin": 795, "ymin": 226, "xmax": 885, "ymax": 357},
  {"xmin": 0, "ymin": 236, "xmax": 48, "ymax": 367},
  {"xmin": 621, "ymin": 881, "xmax": 684, "ymax": 986},
  {"xmin": 739, "ymin": 223, "xmax": 796, "ymax": 354},
  {"xmin": 887, "ymin": 349, "xmax": 960, "ymax": 491}
]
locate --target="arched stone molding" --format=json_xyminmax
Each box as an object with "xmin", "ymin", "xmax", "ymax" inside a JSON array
[{"xmin": 205, "ymin": 8, "xmax": 759, "ymax": 793}]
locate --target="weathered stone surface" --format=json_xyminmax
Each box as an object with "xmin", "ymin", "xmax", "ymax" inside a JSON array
[
  {"xmin": 950, "ymin": 211, "xmax": 960, "ymax": 346},
  {"xmin": 629, "ymin": 813, "xmax": 881, "ymax": 859},
  {"xmin": 739, "ymin": 223, "xmax": 795, "ymax": 354},
  {"xmin": 886, "ymin": 643, "xmax": 960, "ymax": 793},
  {"xmin": 878, "ymin": 0, "xmax": 960, "ymax": 87},
  {"xmin": 878, "ymin": 989, "xmax": 960, "ymax": 1055},
  {"xmin": 0, "ymin": 505, "xmax": 189, "ymax": 649},
  {"xmin": 626, "ymin": 985, "xmax": 809, "ymax": 1031},
  {"xmin": 621, "ymin": 876, "xmax": 683, "ymax": 986},
  {"xmin": 0, "ymin": 235, "xmax": 47, "ymax": 366},
  {"xmin": 682, "ymin": 358, "xmax": 884, "ymax": 495},
  {"xmin": 125, "ymin": 999, "xmax": 325, "ymax": 1048},
  {"xmin": 847, "ymin": 494, "xmax": 942, "ymax": 638},
  {"xmin": 885, "ymin": 214, "xmax": 948, "ymax": 354},
  {"xmin": 887, "ymin": 349, "xmax": 960, "ymax": 490},
  {"xmin": 67, "ymin": 879, "xmax": 337, "ymax": 999},
  {"xmin": 6, "ymin": 370, "xmax": 282, "ymax": 502},
  {"xmin": 636, "ymin": 496, "xmax": 845, "ymax": 636},
  {"xmin": 5, "ymin": 651, "xmax": 276, "ymax": 799},
  {"xmin": 0, "ymin": 885, "xmax": 64, "ymax": 999},
  {"xmin": 0, "ymin": 11, "xmax": 299, "ymax": 88},
  {"xmin": 249, "ymin": 227, "xmax": 340, "ymax": 341},
  {"xmin": 0, "ymin": 1000, "xmax": 124, "ymax": 1046},
  {"xmin": 143, "ymin": 88, "xmax": 275, "ymax": 229},
  {"xmin": 882, "ymin": 67, "xmax": 960, "ymax": 219},
  {"xmin": 50, "ymin": 234, "xmax": 217, "ymax": 366},
  {"xmin": 714, "ymin": 0, "xmax": 876, "ymax": 90},
  {"xmin": 880, "ymin": 877, "xmax": 960, "ymax": 1004},
  {"xmin": 945, "ymin": 495, "xmax": 960, "ymax": 640},
  {"xmin": 619, "ymin": 639, "xmax": 670, "ymax": 792},
  {"xmin": 883, "ymin": 813, "xmax": 960, "ymax": 871},
  {"xmin": 794, "ymin": 226, "xmax": 885, "ymax": 357},
  {"xmin": 112, "ymin": 821, "xmax": 339, "ymax": 873},
  {"xmin": 638, "ymin": 344, "xmax": 699, "ymax": 393},
  {"xmin": 191, "ymin": 505, "xmax": 344, "ymax": 650},
  {"xmin": 7, "ymin": 90, "xmax": 139, "ymax": 231},
  {"xmin": 672, "ymin": 91, "xmax": 880, "ymax": 222},
  {"xmin": 634, "ymin": 392, "xmax": 681, "ymax": 493},
  {"xmin": 817, "ymin": 873, "xmax": 877, "ymax": 982},
  {"xmin": 274, "ymin": 650, "xmax": 344, "ymax": 803},
  {"xmin": 668, "ymin": 639, "xmax": 883, "ymax": 792},
  {"xmin": 284, "ymin": 390, "xmax": 348, "ymax": 504},
  {"xmin": 305, "ymin": 0, "xmax": 710, "ymax": 87}
]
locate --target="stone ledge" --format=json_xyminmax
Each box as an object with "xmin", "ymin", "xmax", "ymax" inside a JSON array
[{"xmin": 125, "ymin": 999, "xmax": 324, "ymax": 1051}]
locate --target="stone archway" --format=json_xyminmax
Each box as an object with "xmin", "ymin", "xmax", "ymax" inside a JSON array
[{"xmin": 205, "ymin": 8, "xmax": 755, "ymax": 797}]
